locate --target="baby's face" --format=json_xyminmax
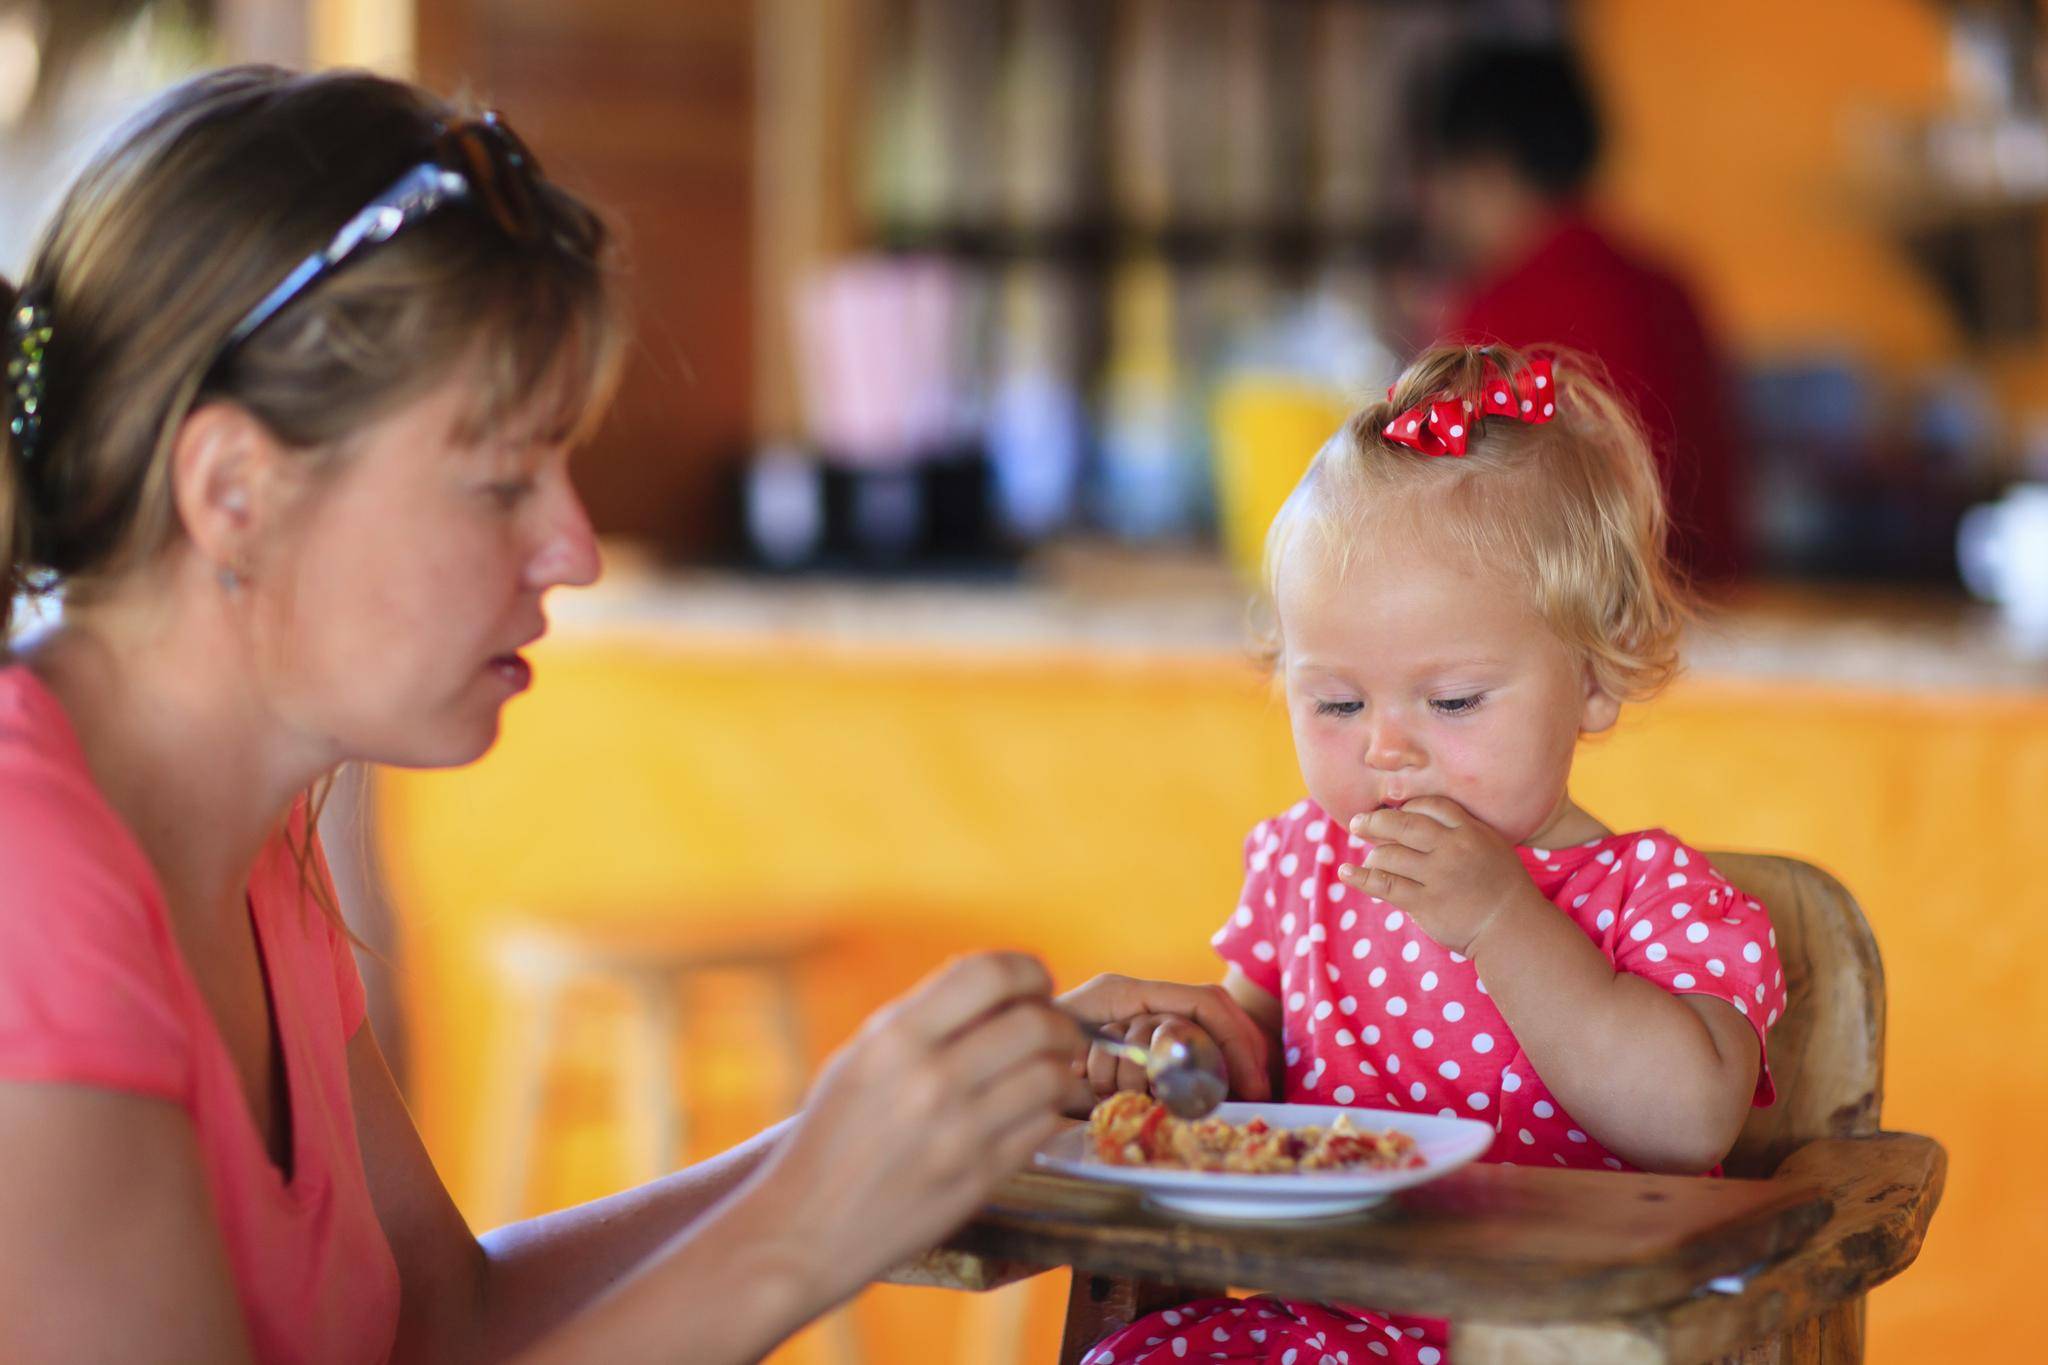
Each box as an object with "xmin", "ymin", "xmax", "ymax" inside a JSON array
[{"xmin": 1276, "ymin": 535, "xmax": 1618, "ymax": 848}]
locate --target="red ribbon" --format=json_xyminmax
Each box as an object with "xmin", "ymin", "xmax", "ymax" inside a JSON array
[{"xmin": 1380, "ymin": 356, "xmax": 1556, "ymax": 457}]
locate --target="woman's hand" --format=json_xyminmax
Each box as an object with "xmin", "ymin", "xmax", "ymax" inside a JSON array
[
  {"xmin": 1059, "ymin": 975, "xmax": 1273, "ymax": 1107},
  {"xmin": 743, "ymin": 952, "xmax": 1089, "ymax": 1310},
  {"xmin": 1341, "ymin": 798, "xmax": 1544, "ymax": 956}
]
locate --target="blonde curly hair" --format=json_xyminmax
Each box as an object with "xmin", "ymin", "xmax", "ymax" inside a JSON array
[{"xmin": 1263, "ymin": 343, "xmax": 1694, "ymax": 704}]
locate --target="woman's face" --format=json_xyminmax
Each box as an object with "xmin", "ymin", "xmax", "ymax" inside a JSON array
[{"xmin": 248, "ymin": 366, "xmax": 600, "ymax": 769}]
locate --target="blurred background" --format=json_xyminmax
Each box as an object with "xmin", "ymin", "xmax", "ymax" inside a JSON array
[{"xmin": 4, "ymin": 1, "xmax": 2043, "ymax": 1360}]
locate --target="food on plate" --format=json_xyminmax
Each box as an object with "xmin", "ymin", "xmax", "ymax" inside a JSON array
[{"xmin": 1085, "ymin": 1092, "xmax": 1423, "ymax": 1174}]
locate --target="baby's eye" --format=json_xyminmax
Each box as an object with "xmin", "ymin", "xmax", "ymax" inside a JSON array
[
  {"xmin": 1430, "ymin": 694, "xmax": 1485, "ymax": 716},
  {"xmin": 1314, "ymin": 700, "xmax": 1362, "ymax": 718}
]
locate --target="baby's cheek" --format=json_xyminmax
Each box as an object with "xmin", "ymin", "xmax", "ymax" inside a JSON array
[
  {"xmin": 1438, "ymin": 728, "xmax": 1556, "ymax": 838},
  {"xmin": 1295, "ymin": 731, "xmax": 1356, "ymax": 798}
]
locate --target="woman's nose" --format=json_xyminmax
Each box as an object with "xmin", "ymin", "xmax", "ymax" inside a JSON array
[{"xmin": 525, "ymin": 482, "xmax": 602, "ymax": 590}]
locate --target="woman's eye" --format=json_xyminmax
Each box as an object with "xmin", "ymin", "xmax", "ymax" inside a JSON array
[
  {"xmin": 1314, "ymin": 700, "xmax": 1362, "ymax": 718},
  {"xmin": 485, "ymin": 480, "xmax": 535, "ymax": 508},
  {"xmin": 1430, "ymin": 694, "xmax": 1484, "ymax": 716}
]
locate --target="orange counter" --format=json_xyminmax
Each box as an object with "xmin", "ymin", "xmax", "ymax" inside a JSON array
[{"xmin": 377, "ymin": 607, "xmax": 2044, "ymax": 1362}]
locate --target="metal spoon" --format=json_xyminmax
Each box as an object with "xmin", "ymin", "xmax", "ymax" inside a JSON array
[{"xmin": 1069, "ymin": 1014, "xmax": 1229, "ymax": 1120}]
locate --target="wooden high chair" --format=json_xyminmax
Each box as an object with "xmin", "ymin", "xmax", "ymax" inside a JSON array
[
  {"xmin": 897, "ymin": 852, "xmax": 1945, "ymax": 1365},
  {"xmin": 1448, "ymin": 851, "xmax": 1945, "ymax": 1363}
]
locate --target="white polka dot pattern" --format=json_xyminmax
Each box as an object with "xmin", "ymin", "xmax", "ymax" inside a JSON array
[
  {"xmin": 1138, "ymin": 808, "xmax": 1790, "ymax": 1365},
  {"xmin": 1084, "ymin": 1293, "xmax": 1450, "ymax": 1365},
  {"xmin": 1213, "ymin": 803, "xmax": 1786, "ymax": 1172}
]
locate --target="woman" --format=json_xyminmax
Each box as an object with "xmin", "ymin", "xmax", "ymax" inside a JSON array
[{"xmin": 0, "ymin": 67, "xmax": 1264, "ymax": 1362}]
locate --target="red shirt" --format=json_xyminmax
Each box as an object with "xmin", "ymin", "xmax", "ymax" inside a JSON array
[
  {"xmin": 1450, "ymin": 209, "xmax": 1748, "ymax": 584},
  {"xmin": 0, "ymin": 666, "xmax": 401, "ymax": 1363},
  {"xmin": 1086, "ymin": 800, "xmax": 1785, "ymax": 1364}
]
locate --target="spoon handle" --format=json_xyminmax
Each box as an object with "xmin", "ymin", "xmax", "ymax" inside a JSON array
[{"xmin": 1065, "ymin": 1011, "xmax": 1155, "ymax": 1066}]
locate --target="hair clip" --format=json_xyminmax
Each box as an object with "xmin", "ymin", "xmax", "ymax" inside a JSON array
[
  {"xmin": 6, "ymin": 297, "xmax": 54, "ymax": 463},
  {"xmin": 1382, "ymin": 355, "xmax": 1555, "ymax": 457}
]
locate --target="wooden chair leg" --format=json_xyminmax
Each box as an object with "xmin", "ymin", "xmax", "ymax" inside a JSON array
[
  {"xmin": 479, "ymin": 967, "xmax": 562, "ymax": 1226},
  {"xmin": 1058, "ymin": 1272, "xmax": 1211, "ymax": 1365},
  {"xmin": 1722, "ymin": 1297, "xmax": 1865, "ymax": 1365}
]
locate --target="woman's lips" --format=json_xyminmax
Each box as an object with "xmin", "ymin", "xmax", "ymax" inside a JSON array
[{"xmin": 487, "ymin": 653, "xmax": 532, "ymax": 692}]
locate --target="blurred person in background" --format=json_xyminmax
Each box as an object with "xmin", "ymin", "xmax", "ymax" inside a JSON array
[{"xmin": 1412, "ymin": 39, "xmax": 1748, "ymax": 587}]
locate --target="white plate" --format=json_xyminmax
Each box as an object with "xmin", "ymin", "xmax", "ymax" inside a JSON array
[{"xmin": 1034, "ymin": 1102, "xmax": 1495, "ymax": 1221}]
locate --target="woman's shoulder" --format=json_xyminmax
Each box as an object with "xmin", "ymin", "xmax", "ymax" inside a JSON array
[
  {"xmin": 0, "ymin": 668, "xmax": 193, "ymax": 1097},
  {"xmin": 0, "ymin": 664, "xmax": 165, "ymax": 942}
]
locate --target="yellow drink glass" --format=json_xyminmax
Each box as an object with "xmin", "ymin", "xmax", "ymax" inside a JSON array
[{"xmin": 1210, "ymin": 377, "xmax": 1355, "ymax": 585}]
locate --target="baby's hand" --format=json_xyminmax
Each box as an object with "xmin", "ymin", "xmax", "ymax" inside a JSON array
[
  {"xmin": 1340, "ymin": 797, "xmax": 1541, "ymax": 955},
  {"xmin": 1058, "ymin": 975, "xmax": 1272, "ymax": 1111},
  {"xmin": 1075, "ymin": 1012, "xmax": 1195, "ymax": 1106}
]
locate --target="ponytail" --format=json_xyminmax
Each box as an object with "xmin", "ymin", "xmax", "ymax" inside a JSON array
[{"xmin": 2, "ymin": 272, "xmax": 30, "ymax": 644}]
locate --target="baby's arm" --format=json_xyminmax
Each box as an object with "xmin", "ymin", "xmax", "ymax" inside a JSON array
[
  {"xmin": 1350, "ymin": 799, "xmax": 1762, "ymax": 1174},
  {"xmin": 1470, "ymin": 900, "xmax": 1759, "ymax": 1172},
  {"xmin": 1221, "ymin": 964, "xmax": 1286, "ymax": 1100}
]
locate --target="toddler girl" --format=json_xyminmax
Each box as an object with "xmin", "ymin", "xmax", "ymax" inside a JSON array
[{"xmin": 1075, "ymin": 343, "xmax": 1786, "ymax": 1364}]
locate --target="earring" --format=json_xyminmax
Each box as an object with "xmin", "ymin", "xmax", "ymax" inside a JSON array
[{"xmin": 218, "ymin": 563, "xmax": 242, "ymax": 593}]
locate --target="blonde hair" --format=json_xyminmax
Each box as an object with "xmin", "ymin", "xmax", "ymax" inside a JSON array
[
  {"xmin": 1, "ymin": 66, "xmax": 629, "ymax": 929},
  {"xmin": 1, "ymin": 65, "xmax": 627, "ymax": 641},
  {"xmin": 1264, "ymin": 343, "xmax": 1693, "ymax": 703}
]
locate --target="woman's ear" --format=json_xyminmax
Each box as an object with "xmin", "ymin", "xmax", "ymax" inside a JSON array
[
  {"xmin": 1580, "ymin": 664, "xmax": 1622, "ymax": 735},
  {"xmin": 170, "ymin": 401, "xmax": 282, "ymax": 578}
]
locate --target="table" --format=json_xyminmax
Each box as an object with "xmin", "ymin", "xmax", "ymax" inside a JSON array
[
  {"xmin": 377, "ymin": 567, "xmax": 2011, "ymax": 1361},
  {"xmin": 896, "ymin": 1130, "xmax": 1943, "ymax": 1365}
]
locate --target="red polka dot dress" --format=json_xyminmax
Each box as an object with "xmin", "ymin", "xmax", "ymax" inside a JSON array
[{"xmin": 1083, "ymin": 799, "xmax": 1786, "ymax": 1365}]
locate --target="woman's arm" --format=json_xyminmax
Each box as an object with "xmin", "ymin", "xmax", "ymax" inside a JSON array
[
  {"xmin": 0, "ymin": 1082, "xmax": 256, "ymax": 1363},
  {"xmin": 358, "ymin": 951, "xmax": 1087, "ymax": 1364},
  {"xmin": 347, "ymin": 1028, "xmax": 797, "ymax": 1362}
]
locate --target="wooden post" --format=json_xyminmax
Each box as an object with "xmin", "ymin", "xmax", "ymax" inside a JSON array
[
  {"xmin": 215, "ymin": 0, "xmax": 310, "ymax": 67},
  {"xmin": 1059, "ymin": 1273, "xmax": 1205, "ymax": 1365},
  {"xmin": 752, "ymin": 0, "xmax": 873, "ymax": 445}
]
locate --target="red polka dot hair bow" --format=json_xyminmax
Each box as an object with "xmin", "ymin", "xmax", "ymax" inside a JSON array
[{"xmin": 1380, "ymin": 355, "xmax": 1557, "ymax": 457}]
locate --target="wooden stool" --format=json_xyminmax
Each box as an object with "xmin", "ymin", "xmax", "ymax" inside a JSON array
[{"xmin": 479, "ymin": 915, "xmax": 866, "ymax": 1365}]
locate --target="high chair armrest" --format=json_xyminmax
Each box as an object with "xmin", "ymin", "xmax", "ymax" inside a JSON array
[{"xmin": 1453, "ymin": 1130, "xmax": 1946, "ymax": 1365}]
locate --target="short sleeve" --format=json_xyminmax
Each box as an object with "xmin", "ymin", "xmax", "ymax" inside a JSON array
[
  {"xmin": 1211, "ymin": 814, "xmax": 1289, "ymax": 1000},
  {"xmin": 1607, "ymin": 835, "xmax": 1786, "ymax": 1105},
  {"xmin": 0, "ymin": 770, "xmax": 192, "ymax": 1102}
]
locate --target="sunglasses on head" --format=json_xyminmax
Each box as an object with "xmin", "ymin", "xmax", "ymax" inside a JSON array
[{"xmin": 205, "ymin": 112, "xmax": 547, "ymax": 377}]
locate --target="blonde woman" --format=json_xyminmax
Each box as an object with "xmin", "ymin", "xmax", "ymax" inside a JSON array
[{"xmin": 0, "ymin": 65, "xmax": 1266, "ymax": 1363}]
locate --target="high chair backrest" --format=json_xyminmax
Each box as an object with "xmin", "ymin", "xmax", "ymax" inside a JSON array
[{"xmin": 1709, "ymin": 852, "xmax": 1886, "ymax": 1177}]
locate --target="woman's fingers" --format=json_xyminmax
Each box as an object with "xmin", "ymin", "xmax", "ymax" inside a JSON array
[
  {"xmin": 936, "ymin": 999, "xmax": 1083, "ymax": 1098},
  {"xmin": 983, "ymin": 1106, "xmax": 1067, "ymax": 1184},
  {"xmin": 970, "ymin": 1051, "xmax": 1083, "ymax": 1143},
  {"xmin": 890, "ymin": 952, "xmax": 1055, "ymax": 1047}
]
